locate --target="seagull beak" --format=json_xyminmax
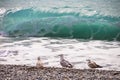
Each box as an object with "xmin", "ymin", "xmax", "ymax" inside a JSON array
[{"xmin": 86, "ymin": 59, "xmax": 90, "ymax": 61}]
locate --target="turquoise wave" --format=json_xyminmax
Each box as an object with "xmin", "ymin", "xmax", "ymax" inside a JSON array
[{"xmin": 1, "ymin": 8, "xmax": 120, "ymax": 41}]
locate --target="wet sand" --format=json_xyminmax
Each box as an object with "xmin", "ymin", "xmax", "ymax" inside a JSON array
[{"xmin": 0, "ymin": 64, "xmax": 120, "ymax": 80}]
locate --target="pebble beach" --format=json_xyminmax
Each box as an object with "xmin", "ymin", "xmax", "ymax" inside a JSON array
[{"xmin": 0, "ymin": 64, "xmax": 120, "ymax": 80}]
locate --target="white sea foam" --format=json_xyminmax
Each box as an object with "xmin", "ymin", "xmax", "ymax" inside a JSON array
[{"xmin": 0, "ymin": 37, "xmax": 120, "ymax": 70}]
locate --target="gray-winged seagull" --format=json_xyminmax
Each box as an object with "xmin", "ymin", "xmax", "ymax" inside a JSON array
[{"xmin": 59, "ymin": 54, "xmax": 73, "ymax": 68}]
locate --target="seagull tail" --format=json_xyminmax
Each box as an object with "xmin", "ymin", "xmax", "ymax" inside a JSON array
[
  {"xmin": 68, "ymin": 64, "xmax": 73, "ymax": 68},
  {"xmin": 97, "ymin": 65, "xmax": 102, "ymax": 68}
]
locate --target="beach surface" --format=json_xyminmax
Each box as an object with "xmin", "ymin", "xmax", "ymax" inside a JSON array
[{"xmin": 0, "ymin": 64, "xmax": 120, "ymax": 80}]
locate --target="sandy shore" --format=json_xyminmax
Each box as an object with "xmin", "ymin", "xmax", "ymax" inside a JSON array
[{"xmin": 0, "ymin": 64, "xmax": 120, "ymax": 80}]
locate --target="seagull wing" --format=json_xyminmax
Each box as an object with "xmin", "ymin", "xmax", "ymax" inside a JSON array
[
  {"xmin": 92, "ymin": 61, "xmax": 102, "ymax": 68},
  {"xmin": 88, "ymin": 62, "xmax": 96, "ymax": 68},
  {"xmin": 60, "ymin": 59, "xmax": 73, "ymax": 68}
]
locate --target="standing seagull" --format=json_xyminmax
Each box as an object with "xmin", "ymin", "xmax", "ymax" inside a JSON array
[
  {"xmin": 86, "ymin": 59, "xmax": 102, "ymax": 68},
  {"xmin": 36, "ymin": 57, "xmax": 43, "ymax": 68},
  {"xmin": 59, "ymin": 54, "xmax": 73, "ymax": 68}
]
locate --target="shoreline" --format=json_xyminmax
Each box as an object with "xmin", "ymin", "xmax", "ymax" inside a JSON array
[{"xmin": 0, "ymin": 64, "xmax": 120, "ymax": 80}]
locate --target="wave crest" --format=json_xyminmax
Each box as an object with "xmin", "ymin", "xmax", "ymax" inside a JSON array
[{"xmin": 1, "ymin": 8, "xmax": 120, "ymax": 41}]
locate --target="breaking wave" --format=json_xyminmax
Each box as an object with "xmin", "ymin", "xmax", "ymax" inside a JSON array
[{"xmin": 0, "ymin": 8, "xmax": 120, "ymax": 41}]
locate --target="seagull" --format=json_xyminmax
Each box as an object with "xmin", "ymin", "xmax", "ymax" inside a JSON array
[
  {"xmin": 59, "ymin": 54, "xmax": 73, "ymax": 68},
  {"xmin": 36, "ymin": 57, "xmax": 43, "ymax": 68},
  {"xmin": 86, "ymin": 59, "xmax": 102, "ymax": 68}
]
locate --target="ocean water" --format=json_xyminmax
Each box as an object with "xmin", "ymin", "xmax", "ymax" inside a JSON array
[{"xmin": 0, "ymin": 0, "xmax": 120, "ymax": 70}]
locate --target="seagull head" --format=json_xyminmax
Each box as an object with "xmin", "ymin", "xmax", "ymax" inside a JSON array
[
  {"xmin": 58, "ymin": 54, "xmax": 64, "ymax": 60},
  {"xmin": 37, "ymin": 56, "xmax": 41, "ymax": 60},
  {"xmin": 58, "ymin": 54, "xmax": 63, "ymax": 57},
  {"xmin": 86, "ymin": 59, "xmax": 91, "ymax": 62}
]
